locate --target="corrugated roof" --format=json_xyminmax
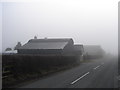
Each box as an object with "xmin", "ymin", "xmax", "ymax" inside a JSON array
[
  {"xmin": 18, "ymin": 38, "xmax": 74, "ymax": 50},
  {"xmin": 19, "ymin": 42, "xmax": 68, "ymax": 49}
]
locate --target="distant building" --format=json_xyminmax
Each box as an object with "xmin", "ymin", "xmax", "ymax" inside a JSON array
[{"xmin": 84, "ymin": 45, "xmax": 105, "ymax": 59}]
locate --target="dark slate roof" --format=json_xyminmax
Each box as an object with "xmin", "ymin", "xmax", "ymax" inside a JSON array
[
  {"xmin": 28, "ymin": 38, "xmax": 73, "ymax": 43},
  {"xmin": 18, "ymin": 38, "xmax": 73, "ymax": 50}
]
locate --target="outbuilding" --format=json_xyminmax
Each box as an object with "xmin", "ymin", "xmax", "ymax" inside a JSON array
[{"xmin": 84, "ymin": 45, "xmax": 105, "ymax": 59}]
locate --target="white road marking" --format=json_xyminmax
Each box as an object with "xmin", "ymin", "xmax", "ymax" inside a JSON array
[
  {"xmin": 93, "ymin": 65, "xmax": 100, "ymax": 70},
  {"xmin": 71, "ymin": 72, "xmax": 90, "ymax": 85}
]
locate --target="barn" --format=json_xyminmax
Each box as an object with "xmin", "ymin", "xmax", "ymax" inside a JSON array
[
  {"xmin": 17, "ymin": 37, "xmax": 85, "ymax": 56},
  {"xmin": 17, "ymin": 38, "xmax": 83, "ymax": 55}
]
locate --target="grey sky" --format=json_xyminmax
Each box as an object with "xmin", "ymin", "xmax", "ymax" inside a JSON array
[{"xmin": 1, "ymin": 0, "xmax": 118, "ymax": 55}]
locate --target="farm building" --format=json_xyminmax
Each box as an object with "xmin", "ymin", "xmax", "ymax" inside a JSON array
[
  {"xmin": 17, "ymin": 37, "xmax": 84, "ymax": 56},
  {"xmin": 84, "ymin": 45, "xmax": 105, "ymax": 59},
  {"xmin": 73, "ymin": 45, "xmax": 84, "ymax": 55},
  {"xmin": 73, "ymin": 45, "xmax": 84, "ymax": 61}
]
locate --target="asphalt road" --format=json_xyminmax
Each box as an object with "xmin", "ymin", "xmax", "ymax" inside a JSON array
[{"xmin": 18, "ymin": 56, "xmax": 118, "ymax": 88}]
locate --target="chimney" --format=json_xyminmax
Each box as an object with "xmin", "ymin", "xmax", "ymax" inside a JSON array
[
  {"xmin": 34, "ymin": 36, "xmax": 37, "ymax": 39},
  {"xmin": 44, "ymin": 37, "xmax": 47, "ymax": 39}
]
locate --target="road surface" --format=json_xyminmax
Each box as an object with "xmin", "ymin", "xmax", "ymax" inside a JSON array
[{"xmin": 18, "ymin": 56, "xmax": 118, "ymax": 88}]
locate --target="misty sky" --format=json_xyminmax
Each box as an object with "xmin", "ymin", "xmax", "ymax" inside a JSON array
[{"xmin": 1, "ymin": 0, "xmax": 119, "ymax": 55}]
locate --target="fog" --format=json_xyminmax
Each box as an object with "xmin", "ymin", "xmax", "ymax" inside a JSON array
[{"xmin": 1, "ymin": 0, "xmax": 118, "ymax": 55}]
